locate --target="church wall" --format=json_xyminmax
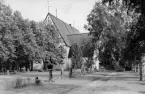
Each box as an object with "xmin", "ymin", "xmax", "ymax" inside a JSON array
[{"xmin": 61, "ymin": 45, "xmax": 71, "ymax": 70}]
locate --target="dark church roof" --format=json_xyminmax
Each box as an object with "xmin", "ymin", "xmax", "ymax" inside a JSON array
[
  {"xmin": 67, "ymin": 33, "xmax": 94, "ymax": 58},
  {"xmin": 45, "ymin": 13, "xmax": 80, "ymax": 47},
  {"xmin": 67, "ymin": 33, "xmax": 91, "ymax": 46}
]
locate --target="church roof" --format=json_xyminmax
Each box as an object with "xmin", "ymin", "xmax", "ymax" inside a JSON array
[
  {"xmin": 45, "ymin": 13, "xmax": 80, "ymax": 47},
  {"xmin": 67, "ymin": 33, "xmax": 91, "ymax": 45},
  {"xmin": 67, "ymin": 33, "xmax": 94, "ymax": 57},
  {"xmin": 44, "ymin": 13, "xmax": 93, "ymax": 57}
]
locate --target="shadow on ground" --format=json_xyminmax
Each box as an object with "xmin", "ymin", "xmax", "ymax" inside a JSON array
[
  {"xmin": 128, "ymin": 81, "xmax": 145, "ymax": 85},
  {"xmin": 94, "ymin": 85, "xmax": 129, "ymax": 92},
  {"xmin": 12, "ymin": 72, "xmax": 112, "ymax": 82},
  {"xmin": 108, "ymin": 72, "xmax": 139, "ymax": 81},
  {"xmin": 139, "ymin": 91, "xmax": 145, "ymax": 94},
  {"xmin": 10, "ymin": 83, "xmax": 78, "ymax": 94}
]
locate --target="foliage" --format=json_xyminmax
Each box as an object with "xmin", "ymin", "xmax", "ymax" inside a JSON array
[
  {"xmin": 80, "ymin": 38, "xmax": 95, "ymax": 58},
  {"xmin": 85, "ymin": 2, "xmax": 138, "ymax": 69},
  {"xmin": 0, "ymin": 2, "xmax": 63, "ymax": 72},
  {"xmin": 102, "ymin": 0, "xmax": 145, "ymax": 81},
  {"xmin": 85, "ymin": 58, "xmax": 94, "ymax": 68},
  {"xmin": 14, "ymin": 77, "xmax": 25, "ymax": 88},
  {"xmin": 102, "ymin": 0, "xmax": 145, "ymax": 14},
  {"xmin": 70, "ymin": 43, "xmax": 83, "ymax": 69},
  {"xmin": 102, "ymin": 0, "xmax": 145, "ymax": 63},
  {"xmin": 69, "ymin": 43, "xmax": 83, "ymax": 77}
]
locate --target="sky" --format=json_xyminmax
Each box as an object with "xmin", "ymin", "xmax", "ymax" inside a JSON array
[{"xmin": 4, "ymin": 0, "xmax": 100, "ymax": 33}]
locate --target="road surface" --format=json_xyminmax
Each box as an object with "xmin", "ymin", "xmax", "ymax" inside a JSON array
[{"xmin": 67, "ymin": 72, "xmax": 145, "ymax": 94}]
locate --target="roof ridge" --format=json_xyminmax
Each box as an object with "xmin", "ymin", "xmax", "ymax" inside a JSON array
[
  {"xmin": 48, "ymin": 13, "xmax": 79, "ymax": 31},
  {"xmin": 67, "ymin": 33, "xmax": 89, "ymax": 36},
  {"xmin": 43, "ymin": 13, "xmax": 49, "ymax": 23}
]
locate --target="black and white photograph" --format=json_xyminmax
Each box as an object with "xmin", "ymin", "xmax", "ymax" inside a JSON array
[{"xmin": 0, "ymin": 0, "xmax": 145, "ymax": 94}]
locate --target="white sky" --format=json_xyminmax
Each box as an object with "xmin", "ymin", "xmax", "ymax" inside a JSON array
[{"xmin": 4, "ymin": 0, "xmax": 101, "ymax": 33}]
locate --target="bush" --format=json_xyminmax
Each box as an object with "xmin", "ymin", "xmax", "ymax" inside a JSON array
[
  {"xmin": 72, "ymin": 69, "xmax": 82, "ymax": 76},
  {"xmin": 13, "ymin": 77, "xmax": 32, "ymax": 89},
  {"xmin": 14, "ymin": 77, "xmax": 25, "ymax": 88},
  {"xmin": 6, "ymin": 77, "xmax": 43, "ymax": 90}
]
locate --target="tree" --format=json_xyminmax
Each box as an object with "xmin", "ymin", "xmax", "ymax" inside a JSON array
[
  {"xmin": 85, "ymin": 2, "xmax": 138, "ymax": 70},
  {"xmin": 102, "ymin": 0, "xmax": 145, "ymax": 81},
  {"xmin": 102, "ymin": 0, "xmax": 145, "ymax": 14},
  {"xmin": 0, "ymin": 2, "xmax": 63, "ymax": 73},
  {"xmin": 69, "ymin": 43, "xmax": 83, "ymax": 77},
  {"xmin": 56, "ymin": 45, "xmax": 66, "ymax": 76},
  {"xmin": 0, "ymin": 2, "xmax": 18, "ymax": 73},
  {"xmin": 80, "ymin": 38, "xmax": 95, "ymax": 58},
  {"xmin": 79, "ymin": 38, "xmax": 95, "ymax": 73}
]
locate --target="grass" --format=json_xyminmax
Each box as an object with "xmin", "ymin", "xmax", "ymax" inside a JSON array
[
  {"xmin": 12, "ymin": 84, "xmax": 77, "ymax": 94},
  {"xmin": 0, "ymin": 71, "xmax": 94, "ymax": 94},
  {"xmin": 2, "ymin": 71, "xmax": 130, "ymax": 94}
]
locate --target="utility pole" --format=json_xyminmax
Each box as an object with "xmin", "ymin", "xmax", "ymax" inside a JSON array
[
  {"xmin": 47, "ymin": 1, "xmax": 50, "ymax": 13},
  {"xmin": 56, "ymin": 9, "xmax": 57, "ymax": 18}
]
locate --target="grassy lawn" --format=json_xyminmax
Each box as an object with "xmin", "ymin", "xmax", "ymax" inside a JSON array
[
  {"xmin": 0, "ymin": 71, "xmax": 100, "ymax": 94},
  {"xmin": 9, "ymin": 83, "xmax": 78, "ymax": 94}
]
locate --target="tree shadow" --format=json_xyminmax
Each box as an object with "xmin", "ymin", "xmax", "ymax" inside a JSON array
[
  {"xmin": 68, "ymin": 72, "xmax": 111, "ymax": 81},
  {"xmin": 128, "ymin": 81, "xmax": 145, "ymax": 85},
  {"xmin": 94, "ymin": 85, "xmax": 129, "ymax": 92},
  {"xmin": 139, "ymin": 91, "xmax": 145, "ymax": 94},
  {"xmin": 73, "ymin": 72, "xmax": 139, "ymax": 81},
  {"xmin": 11, "ymin": 83, "xmax": 77, "ymax": 94},
  {"xmin": 111, "ymin": 76, "xmax": 139, "ymax": 81},
  {"xmin": 108, "ymin": 72, "xmax": 140, "ymax": 81}
]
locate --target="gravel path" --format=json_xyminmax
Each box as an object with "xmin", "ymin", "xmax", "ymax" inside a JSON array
[{"xmin": 67, "ymin": 72, "xmax": 144, "ymax": 94}]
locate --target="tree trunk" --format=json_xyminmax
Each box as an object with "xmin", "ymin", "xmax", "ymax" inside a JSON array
[
  {"xmin": 61, "ymin": 69, "xmax": 63, "ymax": 75},
  {"xmin": 111, "ymin": 53, "xmax": 118, "ymax": 69},
  {"xmin": 7, "ymin": 70, "xmax": 9, "ymax": 75},
  {"xmin": 26, "ymin": 66, "xmax": 28, "ymax": 72},
  {"xmin": 139, "ymin": 62, "xmax": 143, "ymax": 81},
  {"xmin": 16, "ymin": 63, "xmax": 19, "ymax": 72},
  {"xmin": 12, "ymin": 62, "xmax": 15, "ymax": 72},
  {"xmin": 60, "ymin": 68, "xmax": 64, "ymax": 79},
  {"xmin": 138, "ymin": 64, "xmax": 140, "ymax": 74},
  {"xmin": 134, "ymin": 65, "xmax": 136, "ymax": 72},
  {"xmin": 69, "ymin": 68, "xmax": 73, "ymax": 78},
  {"xmin": 30, "ymin": 60, "xmax": 33, "ymax": 71},
  {"xmin": 60, "ymin": 64, "xmax": 64, "ymax": 76},
  {"xmin": 3, "ymin": 68, "xmax": 6, "ymax": 73},
  {"xmin": 0, "ymin": 64, "xmax": 2, "ymax": 72}
]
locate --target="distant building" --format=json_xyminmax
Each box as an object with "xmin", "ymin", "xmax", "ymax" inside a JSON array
[{"xmin": 44, "ymin": 13, "xmax": 100, "ymax": 70}]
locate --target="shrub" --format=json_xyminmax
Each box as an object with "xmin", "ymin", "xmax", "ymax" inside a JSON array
[
  {"xmin": 13, "ymin": 77, "xmax": 31, "ymax": 89},
  {"xmin": 14, "ymin": 77, "xmax": 24, "ymax": 88},
  {"xmin": 6, "ymin": 77, "xmax": 43, "ymax": 90}
]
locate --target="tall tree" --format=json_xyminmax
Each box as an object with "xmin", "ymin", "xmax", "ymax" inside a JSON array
[
  {"xmin": 85, "ymin": 2, "xmax": 138, "ymax": 70},
  {"xmin": 102, "ymin": 0, "xmax": 145, "ymax": 14},
  {"xmin": 0, "ymin": 1, "xmax": 62, "ymax": 72},
  {"xmin": 69, "ymin": 43, "xmax": 83, "ymax": 77},
  {"xmin": 102, "ymin": 0, "xmax": 145, "ymax": 81}
]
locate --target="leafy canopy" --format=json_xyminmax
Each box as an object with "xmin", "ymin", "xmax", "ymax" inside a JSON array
[{"xmin": 85, "ymin": 2, "xmax": 138, "ymax": 69}]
